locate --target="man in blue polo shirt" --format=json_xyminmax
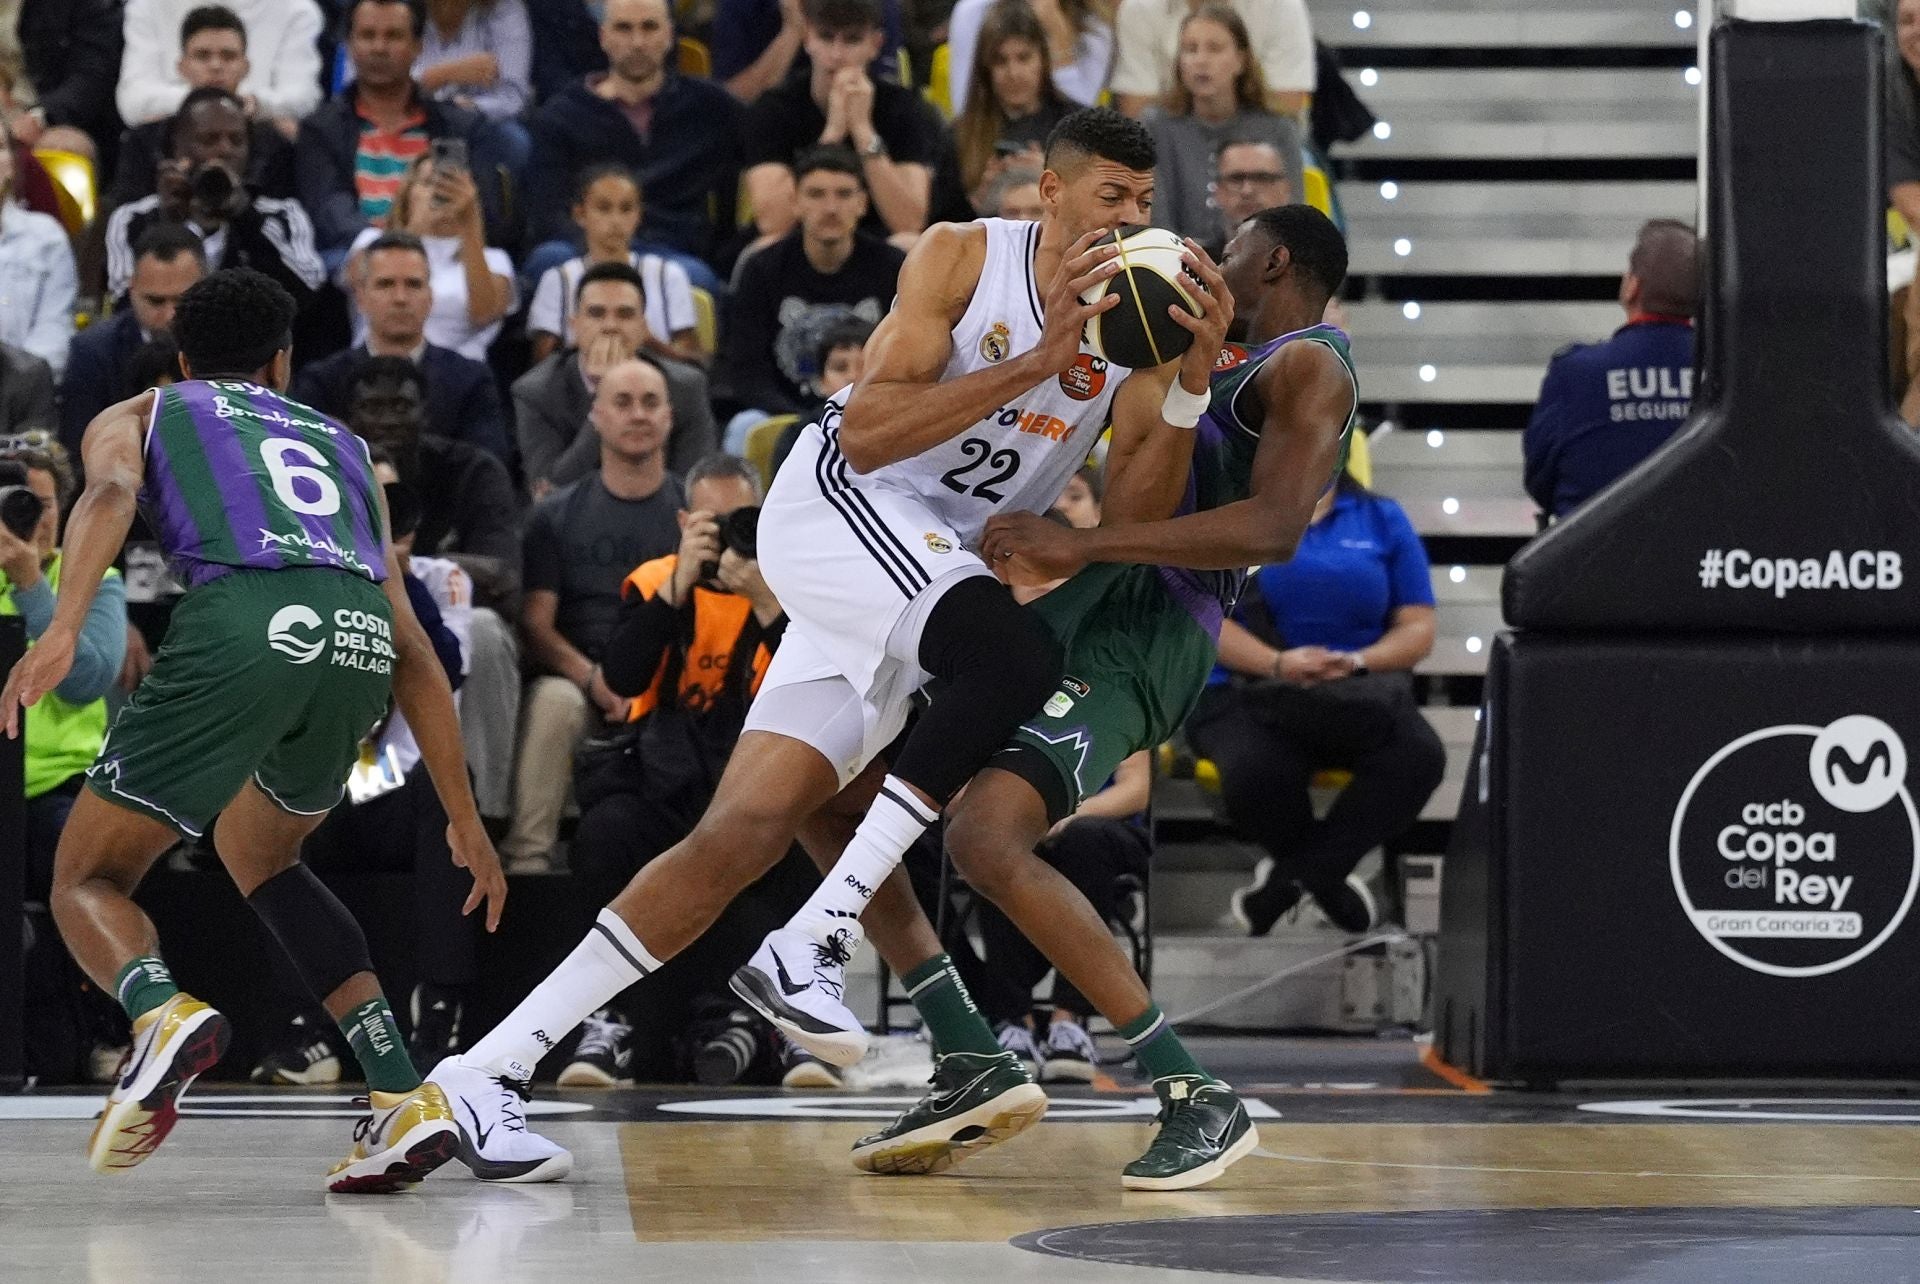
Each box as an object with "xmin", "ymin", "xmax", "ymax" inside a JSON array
[{"xmin": 1523, "ymin": 219, "xmax": 1699, "ymax": 521}]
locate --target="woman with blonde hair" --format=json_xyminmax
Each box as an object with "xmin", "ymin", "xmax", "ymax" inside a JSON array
[{"xmin": 1147, "ymin": 3, "xmax": 1304, "ymax": 239}]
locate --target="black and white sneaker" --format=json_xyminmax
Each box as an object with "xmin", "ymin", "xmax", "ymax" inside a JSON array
[
  {"xmin": 995, "ymin": 1021, "xmax": 1041, "ymax": 1071},
  {"xmin": 777, "ymin": 1035, "xmax": 844, "ymax": 1089},
  {"xmin": 249, "ymin": 1013, "xmax": 343, "ymax": 1085},
  {"xmin": 1040, "ymin": 1016, "xmax": 1099, "ymax": 1083},
  {"xmin": 408, "ymin": 984, "xmax": 464, "ymax": 1067},
  {"xmin": 1230, "ymin": 858, "xmax": 1307, "ymax": 937},
  {"xmin": 731, "ymin": 924, "xmax": 869, "ymax": 1068},
  {"xmin": 1309, "ymin": 875, "xmax": 1378, "ymax": 935},
  {"xmin": 556, "ymin": 1009, "xmax": 634, "ymax": 1087},
  {"xmin": 428, "ymin": 1055, "xmax": 573, "ymax": 1183}
]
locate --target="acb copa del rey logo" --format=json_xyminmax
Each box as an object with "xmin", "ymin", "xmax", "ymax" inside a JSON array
[{"xmin": 1671, "ymin": 715, "xmax": 1920, "ymax": 978}]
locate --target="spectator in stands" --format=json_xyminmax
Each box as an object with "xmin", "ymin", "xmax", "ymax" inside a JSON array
[
  {"xmin": 558, "ymin": 454, "xmax": 817, "ymax": 1086},
  {"xmin": 348, "ymin": 355, "xmax": 522, "ymax": 828},
  {"xmin": 1523, "ymin": 219, "xmax": 1698, "ymax": 520},
  {"xmin": 415, "ymin": 0, "xmax": 533, "ymax": 125},
  {"xmin": 721, "ymin": 146, "xmax": 902, "ymax": 440},
  {"xmin": 2, "ymin": 435, "xmax": 129, "ymax": 1084},
  {"xmin": 342, "ymin": 152, "xmax": 514, "ymax": 360},
  {"xmin": 249, "ymin": 462, "xmax": 480, "ymax": 1083},
  {"xmin": 108, "ymin": 7, "xmax": 300, "ymax": 210},
  {"xmin": 106, "ymin": 89, "xmax": 327, "ymax": 311},
  {"xmin": 7, "ymin": 0, "xmax": 124, "ymax": 160},
  {"xmin": 985, "ymin": 163, "xmax": 1044, "ymax": 220},
  {"xmin": 0, "ymin": 344, "xmax": 55, "ymax": 432},
  {"xmin": 119, "ymin": 0, "xmax": 322, "ymax": 137},
  {"xmin": 766, "ymin": 314, "xmax": 872, "ymax": 479},
  {"xmin": 524, "ymin": 0, "xmax": 744, "ymax": 272},
  {"xmin": 1886, "ymin": 0, "xmax": 1920, "ymax": 235},
  {"xmin": 1111, "ymin": 0, "xmax": 1313, "ymax": 119},
  {"xmin": 527, "ymin": 163, "xmax": 701, "ymax": 367},
  {"xmin": 528, "ymin": 0, "xmax": 603, "ymax": 102},
  {"xmin": 714, "ymin": 0, "xmax": 905, "ymax": 105},
  {"xmin": 949, "ymin": 1, "xmax": 1077, "ymax": 216},
  {"xmin": 1147, "ymin": 6, "xmax": 1305, "ymax": 240},
  {"xmin": 0, "ymin": 118, "xmax": 75, "ymax": 376},
  {"xmin": 61, "ymin": 225, "xmax": 203, "ymax": 454},
  {"xmin": 293, "ymin": 230, "xmax": 513, "ymax": 461},
  {"xmin": 947, "ymin": 0, "xmax": 1111, "ymax": 116},
  {"xmin": 504, "ymin": 357, "xmax": 688, "ymax": 873},
  {"xmin": 1201, "ymin": 136, "xmax": 1292, "ymax": 260},
  {"xmin": 298, "ymin": 0, "xmax": 513, "ymax": 267},
  {"xmin": 742, "ymin": 0, "xmax": 943, "ymax": 250},
  {"xmin": 515, "ymin": 260, "xmax": 715, "ymax": 498},
  {"xmin": 1186, "ymin": 465, "xmax": 1442, "ymax": 937}
]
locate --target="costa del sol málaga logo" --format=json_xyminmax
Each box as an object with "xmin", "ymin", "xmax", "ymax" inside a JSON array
[{"xmin": 266, "ymin": 604, "xmax": 324, "ymax": 664}]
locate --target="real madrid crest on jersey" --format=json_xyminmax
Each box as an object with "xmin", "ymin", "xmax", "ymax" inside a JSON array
[
  {"xmin": 1059, "ymin": 353, "xmax": 1108, "ymax": 401},
  {"xmin": 979, "ymin": 321, "xmax": 1012, "ymax": 364}
]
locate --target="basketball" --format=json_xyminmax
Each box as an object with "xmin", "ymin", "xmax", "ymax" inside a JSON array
[{"xmin": 1079, "ymin": 225, "xmax": 1202, "ymax": 369}]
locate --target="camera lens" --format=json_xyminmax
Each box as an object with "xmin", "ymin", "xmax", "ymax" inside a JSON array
[
  {"xmin": 191, "ymin": 164, "xmax": 235, "ymax": 207},
  {"xmin": 0, "ymin": 485, "xmax": 42, "ymax": 541},
  {"xmin": 719, "ymin": 506, "xmax": 760, "ymax": 560}
]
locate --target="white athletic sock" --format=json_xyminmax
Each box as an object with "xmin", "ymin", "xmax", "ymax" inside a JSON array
[
  {"xmin": 463, "ymin": 909, "xmax": 663, "ymax": 1082},
  {"xmin": 790, "ymin": 777, "xmax": 940, "ymax": 938}
]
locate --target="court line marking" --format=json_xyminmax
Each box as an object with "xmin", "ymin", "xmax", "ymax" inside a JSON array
[{"xmin": 1252, "ymin": 1148, "xmax": 1920, "ymax": 1183}]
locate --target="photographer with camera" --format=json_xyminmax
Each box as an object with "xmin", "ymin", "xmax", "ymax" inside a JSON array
[
  {"xmin": 104, "ymin": 87, "xmax": 326, "ymax": 310},
  {"xmin": 1, "ymin": 435, "xmax": 130, "ymax": 1083},
  {"xmin": 558, "ymin": 454, "xmax": 819, "ymax": 1089}
]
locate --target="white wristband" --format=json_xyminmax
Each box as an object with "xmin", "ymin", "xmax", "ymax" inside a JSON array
[{"xmin": 1161, "ymin": 381, "xmax": 1212, "ymax": 429}]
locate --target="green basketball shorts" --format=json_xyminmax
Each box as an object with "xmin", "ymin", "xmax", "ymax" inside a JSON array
[
  {"xmin": 87, "ymin": 568, "xmax": 396, "ymax": 838},
  {"xmin": 993, "ymin": 563, "xmax": 1217, "ymax": 822}
]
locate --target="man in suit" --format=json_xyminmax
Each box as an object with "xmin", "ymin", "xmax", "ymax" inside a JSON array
[
  {"xmin": 60, "ymin": 225, "xmax": 206, "ymax": 456},
  {"xmin": 293, "ymin": 230, "xmax": 512, "ymax": 464},
  {"xmin": 513, "ymin": 260, "xmax": 713, "ymax": 499}
]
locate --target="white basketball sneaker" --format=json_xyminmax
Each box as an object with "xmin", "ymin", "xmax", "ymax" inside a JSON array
[
  {"xmin": 730, "ymin": 923, "xmax": 869, "ymax": 1067},
  {"xmin": 427, "ymin": 1056, "xmax": 573, "ymax": 1184}
]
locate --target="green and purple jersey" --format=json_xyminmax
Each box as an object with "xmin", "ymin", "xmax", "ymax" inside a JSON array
[{"xmin": 140, "ymin": 379, "xmax": 388, "ymax": 589}]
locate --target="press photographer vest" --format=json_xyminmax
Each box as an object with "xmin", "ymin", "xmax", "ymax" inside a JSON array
[
  {"xmin": 621, "ymin": 554, "xmax": 774, "ymax": 721},
  {"xmin": 0, "ymin": 554, "xmax": 113, "ymax": 799}
]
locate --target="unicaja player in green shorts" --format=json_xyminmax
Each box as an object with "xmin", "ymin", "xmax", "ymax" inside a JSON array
[{"xmin": 0, "ymin": 268, "xmax": 563, "ymax": 1191}]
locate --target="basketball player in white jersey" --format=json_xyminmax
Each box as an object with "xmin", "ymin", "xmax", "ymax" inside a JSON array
[{"xmin": 429, "ymin": 110, "xmax": 1228, "ymax": 1164}]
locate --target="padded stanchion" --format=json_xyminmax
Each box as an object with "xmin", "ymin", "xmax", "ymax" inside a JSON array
[
  {"xmin": 1438, "ymin": 17, "xmax": 1920, "ymax": 1084},
  {"xmin": 0, "ymin": 616, "xmax": 24, "ymax": 1091}
]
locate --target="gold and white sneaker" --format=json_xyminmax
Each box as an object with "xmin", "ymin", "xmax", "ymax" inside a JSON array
[
  {"xmin": 87, "ymin": 993, "xmax": 230, "ymax": 1174},
  {"xmin": 326, "ymin": 1083, "xmax": 461, "ymax": 1194}
]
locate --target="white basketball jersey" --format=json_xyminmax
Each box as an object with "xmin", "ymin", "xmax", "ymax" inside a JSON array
[{"xmin": 817, "ymin": 218, "xmax": 1132, "ymax": 546}]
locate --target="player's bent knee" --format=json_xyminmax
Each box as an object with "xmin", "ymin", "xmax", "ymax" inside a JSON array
[{"xmin": 945, "ymin": 813, "xmax": 1026, "ymax": 902}]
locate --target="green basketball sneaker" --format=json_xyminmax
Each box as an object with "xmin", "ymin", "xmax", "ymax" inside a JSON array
[
  {"xmin": 1121, "ymin": 1074, "xmax": 1259, "ymax": 1190},
  {"xmin": 850, "ymin": 1050, "xmax": 1049, "ymax": 1175}
]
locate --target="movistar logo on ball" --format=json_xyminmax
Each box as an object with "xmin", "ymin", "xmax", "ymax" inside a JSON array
[
  {"xmin": 266, "ymin": 605, "xmax": 324, "ymax": 664},
  {"xmin": 1670, "ymin": 715, "xmax": 1919, "ymax": 977}
]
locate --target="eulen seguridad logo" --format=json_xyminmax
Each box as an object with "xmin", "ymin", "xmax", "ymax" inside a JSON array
[
  {"xmin": 1671, "ymin": 716, "xmax": 1919, "ymax": 978},
  {"xmin": 266, "ymin": 604, "xmax": 325, "ymax": 664}
]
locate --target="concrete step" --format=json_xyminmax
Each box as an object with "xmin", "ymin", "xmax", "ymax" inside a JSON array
[
  {"xmin": 1352, "ymin": 120, "xmax": 1695, "ymax": 162},
  {"xmin": 1350, "ymin": 67, "xmax": 1698, "ymax": 116},
  {"xmin": 1321, "ymin": 6, "xmax": 1695, "ymax": 48}
]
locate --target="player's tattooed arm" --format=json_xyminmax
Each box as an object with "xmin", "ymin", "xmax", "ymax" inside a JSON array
[
  {"xmin": 982, "ymin": 342, "xmax": 1349, "ymax": 575},
  {"xmin": 836, "ymin": 224, "xmax": 1121, "ymax": 473},
  {"xmin": 2, "ymin": 391, "xmax": 153, "ymax": 734}
]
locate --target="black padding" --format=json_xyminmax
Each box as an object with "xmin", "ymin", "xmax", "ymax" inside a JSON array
[
  {"xmin": 1504, "ymin": 20, "xmax": 1920, "ymax": 633},
  {"xmin": 247, "ymin": 863, "xmax": 375, "ymax": 1005}
]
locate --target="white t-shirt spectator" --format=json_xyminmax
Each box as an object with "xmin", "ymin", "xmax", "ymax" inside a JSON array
[
  {"xmin": 117, "ymin": 0, "xmax": 325, "ymax": 125},
  {"xmin": 946, "ymin": 0, "xmax": 1115, "ymax": 115},
  {"xmin": 1110, "ymin": 0, "xmax": 1316, "ymax": 100},
  {"xmin": 527, "ymin": 252, "xmax": 698, "ymax": 351},
  {"xmin": 344, "ymin": 226, "xmax": 519, "ymax": 361},
  {"xmin": 0, "ymin": 204, "xmax": 76, "ymax": 377}
]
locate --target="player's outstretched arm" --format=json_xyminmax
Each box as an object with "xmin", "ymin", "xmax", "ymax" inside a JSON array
[
  {"xmin": 982, "ymin": 341, "xmax": 1351, "ymax": 576},
  {"xmin": 1, "ymin": 392, "xmax": 152, "ymax": 737},
  {"xmin": 836, "ymin": 223, "xmax": 1123, "ymax": 473},
  {"xmin": 1102, "ymin": 237, "xmax": 1234, "ymax": 526},
  {"xmin": 377, "ymin": 499, "xmax": 507, "ymax": 931}
]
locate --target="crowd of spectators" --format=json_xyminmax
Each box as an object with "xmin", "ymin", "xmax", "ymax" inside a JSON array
[{"xmin": 5, "ymin": 0, "xmax": 1376, "ymax": 1084}]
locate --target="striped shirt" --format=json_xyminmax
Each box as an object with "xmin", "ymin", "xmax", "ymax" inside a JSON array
[
  {"xmin": 355, "ymin": 103, "xmax": 430, "ymax": 225},
  {"xmin": 105, "ymin": 194, "xmax": 326, "ymax": 300}
]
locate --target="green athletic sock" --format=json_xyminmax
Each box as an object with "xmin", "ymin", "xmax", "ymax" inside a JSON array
[
  {"xmin": 338, "ymin": 997, "xmax": 421, "ymax": 1094},
  {"xmin": 1119, "ymin": 1004, "xmax": 1212, "ymax": 1083},
  {"xmin": 115, "ymin": 956, "xmax": 180, "ymax": 1022},
  {"xmin": 903, "ymin": 954, "xmax": 1002, "ymax": 1057}
]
